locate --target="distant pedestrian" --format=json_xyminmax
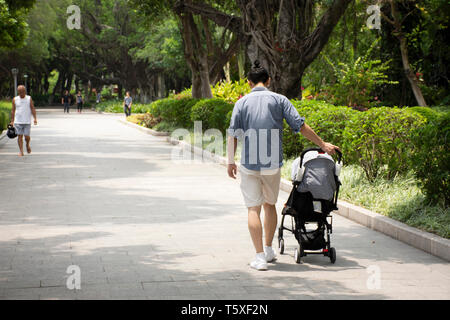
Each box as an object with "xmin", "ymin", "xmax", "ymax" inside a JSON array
[
  {"xmin": 123, "ymin": 91, "xmax": 132, "ymax": 117},
  {"xmin": 96, "ymin": 91, "xmax": 101, "ymax": 104},
  {"xmin": 76, "ymin": 91, "xmax": 83, "ymax": 113},
  {"xmin": 62, "ymin": 90, "xmax": 71, "ymax": 113},
  {"xmin": 10, "ymin": 85, "xmax": 38, "ymax": 157}
]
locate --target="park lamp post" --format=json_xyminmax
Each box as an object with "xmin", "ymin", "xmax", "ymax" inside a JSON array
[
  {"xmin": 11, "ymin": 68, "xmax": 18, "ymax": 97},
  {"xmin": 24, "ymin": 74, "xmax": 28, "ymax": 92}
]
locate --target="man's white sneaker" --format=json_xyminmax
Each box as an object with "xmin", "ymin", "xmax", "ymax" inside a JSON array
[
  {"xmin": 264, "ymin": 246, "xmax": 277, "ymax": 262},
  {"xmin": 250, "ymin": 253, "xmax": 268, "ymax": 271}
]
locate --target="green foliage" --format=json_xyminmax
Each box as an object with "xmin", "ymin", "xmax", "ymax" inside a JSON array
[
  {"xmin": 410, "ymin": 112, "xmax": 450, "ymax": 206},
  {"xmin": 95, "ymin": 101, "xmax": 123, "ymax": 113},
  {"xmin": 336, "ymin": 164, "xmax": 449, "ymax": 238},
  {"xmin": 151, "ymin": 97, "xmax": 199, "ymax": 128},
  {"xmin": 283, "ymin": 99, "xmax": 352, "ymax": 158},
  {"xmin": 0, "ymin": 100, "xmax": 11, "ymax": 133},
  {"xmin": 0, "ymin": 0, "xmax": 35, "ymax": 48},
  {"xmin": 323, "ymin": 39, "xmax": 398, "ymax": 109},
  {"xmin": 211, "ymin": 79, "xmax": 251, "ymax": 103},
  {"xmin": 304, "ymin": 105, "xmax": 355, "ymax": 149},
  {"xmin": 127, "ymin": 113, "xmax": 161, "ymax": 128},
  {"xmin": 303, "ymin": 0, "xmax": 377, "ymax": 94},
  {"xmin": 132, "ymin": 18, "xmax": 190, "ymax": 80},
  {"xmin": 342, "ymin": 107, "xmax": 427, "ymax": 181},
  {"xmin": 190, "ymin": 98, "xmax": 234, "ymax": 133},
  {"xmin": 407, "ymin": 106, "xmax": 440, "ymax": 122}
]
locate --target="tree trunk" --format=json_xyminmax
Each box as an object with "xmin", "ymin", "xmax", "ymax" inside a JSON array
[
  {"xmin": 65, "ymin": 73, "xmax": 74, "ymax": 92},
  {"xmin": 43, "ymin": 73, "xmax": 49, "ymax": 94},
  {"xmin": 383, "ymin": 0, "xmax": 427, "ymax": 106},
  {"xmin": 181, "ymin": 0, "xmax": 351, "ymax": 98},
  {"xmin": 83, "ymin": 82, "xmax": 90, "ymax": 103},
  {"xmin": 398, "ymin": 35, "xmax": 427, "ymax": 106},
  {"xmin": 191, "ymin": 71, "xmax": 203, "ymax": 98},
  {"xmin": 237, "ymin": 45, "xmax": 246, "ymax": 79},
  {"xmin": 117, "ymin": 83, "xmax": 123, "ymax": 99},
  {"xmin": 157, "ymin": 74, "xmax": 166, "ymax": 99},
  {"xmin": 178, "ymin": 11, "xmax": 213, "ymax": 99}
]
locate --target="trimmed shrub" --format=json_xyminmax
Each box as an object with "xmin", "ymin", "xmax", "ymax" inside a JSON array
[
  {"xmin": 410, "ymin": 112, "xmax": 450, "ymax": 206},
  {"xmin": 127, "ymin": 113, "xmax": 161, "ymax": 128},
  {"xmin": 407, "ymin": 106, "xmax": 440, "ymax": 122},
  {"xmin": 283, "ymin": 99, "xmax": 353, "ymax": 158},
  {"xmin": 304, "ymin": 105, "xmax": 354, "ymax": 150},
  {"xmin": 342, "ymin": 107, "xmax": 427, "ymax": 181},
  {"xmin": 190, "ymin": 98, "xmax": 234, "ymax": 133},
  {"xmin": 0, "ymin": 101, "xmax": 12, "ymax": 134},
  {"xmin": 151, "ymin": 97, "xmax": 199, "ymax": 128}
]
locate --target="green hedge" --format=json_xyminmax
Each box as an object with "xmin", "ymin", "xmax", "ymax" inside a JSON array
[
  {"xmin": 100, "ymin": 94, "xmax": 447, "ymax": 206},
  {"xmin": 342, "ymin": 107, "xmax": 426, "ymax": 181},
  {"xmin": 410, "ymin": 112, "xmax": 450, "ymax": 206},
  {"xmin": 283, "ymin": 100, "xmax": 354, "ymax": 159},
  {"xmin": 152, "ymin": 98, "xmax": 199, "ymax": 128},
  {"xmin": 190, "ymin": 98, "xmax": 234, "ymax": 134},
  {"xmin": 0, "ymin": 101, "xmax": 12, "ymax": 134}
]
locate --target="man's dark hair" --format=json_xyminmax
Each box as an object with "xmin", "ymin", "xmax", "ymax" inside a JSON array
[{"xmin": 247, "ymin": 60, "xmax": 270, "ymax": 84}]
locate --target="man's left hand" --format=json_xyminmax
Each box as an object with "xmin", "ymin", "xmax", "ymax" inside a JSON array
[{"xmin": 34, "ymin": 119, "xmax": 37, "ymax": 125}]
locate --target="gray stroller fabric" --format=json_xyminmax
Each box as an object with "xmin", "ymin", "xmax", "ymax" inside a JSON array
[{"xmin": 297, "ymin": 158, "xmax": 336, "ymax": 201}]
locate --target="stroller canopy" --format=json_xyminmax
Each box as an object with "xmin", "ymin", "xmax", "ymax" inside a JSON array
[{"xmin": 291, "ymin": 152, "xmax": 337, "ymax": 201}]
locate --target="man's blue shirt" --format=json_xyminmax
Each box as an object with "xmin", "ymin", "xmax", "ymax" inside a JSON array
[{"xmin": 228, "ymin": 86, "xmax": 305, "ymax": 171}]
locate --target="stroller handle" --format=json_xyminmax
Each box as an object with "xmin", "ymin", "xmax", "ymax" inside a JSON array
[{"xmin": 300, "ymin": 147, "xmax": 342, "ymax": 165}]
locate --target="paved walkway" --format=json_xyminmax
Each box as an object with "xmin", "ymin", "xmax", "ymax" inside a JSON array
[{"xmin": 0, "ymin": 109, "xmax": 448, "ymax": 300}]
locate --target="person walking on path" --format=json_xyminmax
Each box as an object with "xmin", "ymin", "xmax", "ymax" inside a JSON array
[
  {"xmin": 76, "ymin": 91, "xmax": 83, "ymax": 113},
  {"xmin": 123, "ymin": 91, "xmax": 132, "ymax": 117},
  {"xmin": 10, "ymin": 85, "xmax": 38, "ymax": 157},
  {"xmin": 227, "ymin": 61, "xmax": 340, "ymax": 271},
  {"xmin": 62, "ymin": 90, "xmax": 71, "ymax": 113}
]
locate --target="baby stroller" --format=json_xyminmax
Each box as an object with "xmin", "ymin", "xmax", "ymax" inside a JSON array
[{"xmin": 278, "ymin": 148, "xmax": 342, "ymax": 264}]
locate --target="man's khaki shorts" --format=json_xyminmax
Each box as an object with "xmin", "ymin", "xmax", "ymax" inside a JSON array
[{"xmin": 239, "ymin": 166, "xmax": 281, "ymax": 208}]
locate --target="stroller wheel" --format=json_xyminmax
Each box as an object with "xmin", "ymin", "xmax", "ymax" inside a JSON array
[
  {"xmin": 329, "ymin": 247, "xmax": 336, "ymax": 264},
  {"xmin": 278, "ymin": 239, "xmax": 285, "ymax": 255},
  {"xmin": 294, "ymin": 244, "xmax": 303, "ymax": 264}
]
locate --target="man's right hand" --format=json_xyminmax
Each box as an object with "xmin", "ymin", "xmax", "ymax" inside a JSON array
[
  {"xmin": 227, "ymin": 164, "xmax": 237, "ymax": 179},
  {"xmin": 320, "ymin": 142, "xmax": 341, "ymax": 155}
]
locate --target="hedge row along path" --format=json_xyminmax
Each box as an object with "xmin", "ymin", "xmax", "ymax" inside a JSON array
[{"xmin": 0, "ymin": 109, "xmax": 448, "ymax": 300}]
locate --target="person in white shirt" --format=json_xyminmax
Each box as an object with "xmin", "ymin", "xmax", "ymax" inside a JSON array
[{"xmin": 10, "ymin": 85, "xmax": 38, "ymax": 157}]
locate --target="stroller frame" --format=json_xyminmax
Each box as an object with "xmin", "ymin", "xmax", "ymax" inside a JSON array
[{"xmin": 278, "ymin": 148, "xmax": 342, "ymax": 264}]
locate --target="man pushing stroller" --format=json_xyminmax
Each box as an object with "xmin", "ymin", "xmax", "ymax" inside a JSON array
[{"xmin": 226, "ymin": 61, "xmax": 340, "ymax": 271}]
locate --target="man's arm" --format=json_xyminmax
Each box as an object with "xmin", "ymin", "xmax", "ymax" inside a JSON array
[
  {"xmin": 30, "ymin": 98, "xmax": 37, "ymax": 125},
  {"xmin": 300, "ymin": 123, "xmax": 339, "ymax": 155},
  {"xmin": 10, "ymin": 99, "xmax": 15, "ymax": 125},
  {"xmin": 282, "ymin": 97, "xmax": 340, "ymax": 155},
  {"xmin": 227, "ymin": 135, "xmax": 238, "ymax": 179}
]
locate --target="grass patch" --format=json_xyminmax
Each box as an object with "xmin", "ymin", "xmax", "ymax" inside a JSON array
[{"xmin": 337, "ymin": 165, "xmax": 449, "ymax": 238}]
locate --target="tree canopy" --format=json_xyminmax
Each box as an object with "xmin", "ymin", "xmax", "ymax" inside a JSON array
[{"xmin": 0, "ymin": 0, "xmax": 447, "ymax": 107}]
